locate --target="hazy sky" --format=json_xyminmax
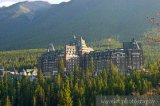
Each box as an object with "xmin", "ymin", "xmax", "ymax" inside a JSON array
[{"xmin": 0, "ymin": 0, "xmax": 71, "ymax": 7}]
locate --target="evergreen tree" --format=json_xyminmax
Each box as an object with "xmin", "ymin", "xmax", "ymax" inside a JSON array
[
  {"xmin": 85, "ymin": 79, "xmax": 94, "ymax": 106},
  {"xmin": 73, "ymin": 82, "xmax": 81, "ymax": 106},
  {"xmin": 79, "ymin": 79, "xmax": 85, "ymax": 106},
  {"xmin": 4, "ymin": 73, "xmax": 8, "ymax": 98},
  {"xmin": 35, "ymin": 84, "xmax": 45, "ymax": 106},
  {"xmin": 59, "ymin": 79, "xmax": 72, "ymax": 106},
  {"xmin": 90, "ymin": 57, "xmax": 94, "ymax": 77},
  {"xmin": 102, "ymin": 69, "xmax": 108, "ymax": 94},
  {"xmin": 125, "ymin": 78, "xmax": 135, "ymax": 95},
  {"xmin": 5, "ymin": 96, "xmax": 11, "ymax": 106},
  {"xmin": 33, "ymin": 95, "xmax": 36, "ymax": 106},
  {"xmin": 53, "ymin": 73, "xmax": 62, "ymax": 105},
  {"xmin": 74, "ymin": 65, "xmax": 79, "ymax": 86},
  {"xmin": 14, "ymin": 81, "xmax": 22, "ymax": 106},
  {"xmin": 69, "ymin": 72, "xmax": 74, "ymax": 91},
  {"xmin": 58, "ymin": 57, "xmax": 65, "ymax": 77},
  {"xmin": 37, "ymin": 70, "xmax": 44, "ymax": 87}
]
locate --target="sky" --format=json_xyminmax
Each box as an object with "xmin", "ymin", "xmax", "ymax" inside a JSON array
[{"xmin": 0, "ymin": 0, "xmax": 70, "ymax": 7}]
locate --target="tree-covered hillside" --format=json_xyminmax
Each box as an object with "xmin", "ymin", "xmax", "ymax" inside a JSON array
[
  {"xmin": 1, "ymin": 0, "xmax": 160, "ymax": 50},
  {"xmin": 1, "ymin": 35, "xmax": 160, "ymax": 71},
  {"xmin": 0, "ymin": 49, "xmax": 45, "ymax": 70},
  {"xmin": 0, "ymin": 59, "xmax": 160, "ymax": 106},
  {"xmin": 0, "ymin": 36, "xmax": 160, "ymax": 105}
]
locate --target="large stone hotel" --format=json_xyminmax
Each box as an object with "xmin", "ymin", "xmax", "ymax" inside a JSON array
[{"xmin": 38, "ymin": 36, "xmax": 144, "ymax": 76}]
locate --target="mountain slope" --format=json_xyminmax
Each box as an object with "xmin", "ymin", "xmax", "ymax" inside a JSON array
[
  {"xmin": 0, "ymin": 1, "xmax": 51, "ymax": 20},
  {"xmin": 0, "ymin": 0, "xmax": 160, "ymax": 50}
]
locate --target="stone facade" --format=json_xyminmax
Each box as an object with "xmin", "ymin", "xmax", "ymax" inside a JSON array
[
  {"xmin": 38, "ymin": 51, "xmax": 64, "ymax": 76},
  {"xmin": 38, "ymin": 37, "xmax": 144, "ymax": 76},
  {"xmin": 85, "ymin": 39, "xmax": 144, "ymax": 73},
  {"xmin": 65, "ymin": 45, "xmax": 79, "ymax": 72}
]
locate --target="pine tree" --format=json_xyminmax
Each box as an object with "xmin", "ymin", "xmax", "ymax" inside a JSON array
[
  {"xmin": 5, "ymin": 96, "xmax": 11, "ymax": 106},
  {"xmin": 35, "ymin": 84, "xmax": 45, "ymax": 106},
  {"xmin": 69, "ymin": 72, "xmax": 74, "ymax": 91},
  {"xmin": 4, "ymin": 73, "xmax": 8, "ymax": 98},
  {"xmin": 33, "ymin": 95, "xmax": 36, "ymax": 106},
  {"xmin": 96, "ymin": 74, "xmax": 104, "ymax": 94},
  {"xmin": 85, "ymin": 79, "xmax": 93, "ymax": 106},
  {"xmin": 20, "ymin": 77, "xmax": 33, "ymax": 106},
  {"xmin": 59, "ymin": 79, "xmax": 72, "ymax": 106},
  {"xmin": 53, "ymin": 72, "xmax": 62, "ymax": 105},
  {"xmin": 102, "ymin": 69, "xmax": 108, "ymax": 94},
  {"xmin": 73, "ymin": 82, "xmax": 81, "ymax": 106},
  {"xmin": 118, "ymin": 79, "xmax": 125, "ymax": 95},
  {"xmin": 58, "ymin": 57, "xmax": 65, "ymax": 77},
  {"xmin": 57, "ymin": 73, "xmax": 62, "ymax": 89},
  {"xmin": 37, "ymin": 70, "xmax": 44, "ymax": 87},
  {"xmin": 125, "ymin": 78, "xmax": 135, "ymax": 95},
  {"xmin": 74, "ymin": 65, "xmax": 79, "ymax": 86},
  {"xmin": 15, "ymin": 81, "xmax": 21, "ymax": 106},
  {"xmin": 90, "ymin": 57, "xmax": 94, "ymax": 77},
  {"xmin": 79, "ymin": 79, "xmax": 85, "ymax": 106},
  {"xmin": 141, "ymin": 79, "xmax": 151, "ymax": 94}
]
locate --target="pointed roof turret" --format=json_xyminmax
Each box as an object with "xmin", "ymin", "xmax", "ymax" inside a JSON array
[
  {"xmin": 74, "ymin": 35, "xmax": 76, "ymax": 39},
  {"xmin": 69, "ymin": 35, "xmax": 79, "ymax": 46},
  {"xmin": 131, "ymin": 38, "xmax": 140, "ymax": 49},
  {"xmin": 80, "ymin": 36, "xmax": 87, "ymax": 48},
  {"xmin": 48, "ymin": 43, "xmax": 55, "ymax": 52},
  {"xmin": 123, "ymin": 38, "xmax": 141, "ymax": 50},
  {"xmin": 79, "ymin": 36, "xmax": 94, "ymax": 55}
]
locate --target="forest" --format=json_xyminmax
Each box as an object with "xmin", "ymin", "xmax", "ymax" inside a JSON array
[
  {"xmin": 0, "ymin": 35, "xmax": 160, "ymax": 106},
  {"xmin": 0, "ymin": 49, "xmax": 45, "ymax": 71},
  {"xmin": 0, "ymin": 33, "xmax": 159, "ymax": 71},
  {"xmin": 0, "ymin": 58, "xmax": 160, "ymax": 106}
]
